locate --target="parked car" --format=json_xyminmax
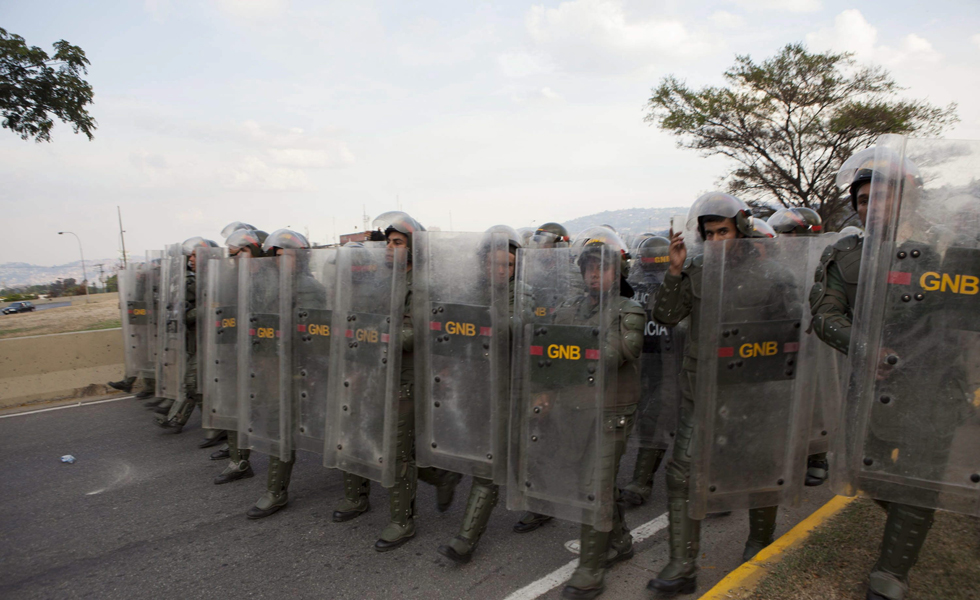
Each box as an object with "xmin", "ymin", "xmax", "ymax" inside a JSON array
[{"xmin": 3, "ymin": 301, "xmax": 36, "ymax": 315}]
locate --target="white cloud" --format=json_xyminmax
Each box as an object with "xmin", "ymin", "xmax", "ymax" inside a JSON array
[
  {"xmin": 497, "ymin": 51, "xmax": 554, "ymax": 78},
  {"xmin": 223, "ymin": 156, "xmax": 311, "ymax": 191},
  {"xmin": 726, "ymin": 0, "xmax": 822, "ymax": 13},
  {"xmin": 266, "ymin": 146, "xmax": 355, "ymax": 169},
  {"xmin": 512, "ymin": 0, "xmax": 712, "ymax": 76},
  {"xmin": 972, "ymin": 33, "xmax": 980, "ymax": 50},
  {"xmin": 213, "ymin": 0, "xmax": 288, "ymax": 21},
  {"xmin": 710, "ymin": 11, "xmax": 746, "ymax": 29},
  {"xmin": 144, "ymin": 0, "xmax": 170, "ymax": 21},
  {"xmin": 806, "ymin": 10, "xmax": 942, "ymax": 67}
]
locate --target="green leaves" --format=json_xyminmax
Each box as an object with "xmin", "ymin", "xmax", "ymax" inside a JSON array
[
  {"xmin": 645, "ymin": 43, "xmax": 958, "ymax": 227},
  {"xmin": 0, "ymin": 27, "xmax": 96, "ymax": 142}
]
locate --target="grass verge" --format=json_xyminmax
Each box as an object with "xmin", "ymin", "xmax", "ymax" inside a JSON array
[{"xmin": 746, "ymin": 498, "xmax": 980, "ymax": 600}]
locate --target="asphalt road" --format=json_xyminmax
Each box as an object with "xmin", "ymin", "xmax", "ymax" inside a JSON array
[{"xmin": 0, "ymin": 398, "xmax": 833, "ymax": 600}]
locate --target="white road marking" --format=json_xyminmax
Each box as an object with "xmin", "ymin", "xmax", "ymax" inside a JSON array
[
  {"xmin": 503, "ymin": 512, "xmax": 669, "ymax": 600},
  {"xmin": 0, "ymin": 395, "xmax": 135, "ymax": 419}
]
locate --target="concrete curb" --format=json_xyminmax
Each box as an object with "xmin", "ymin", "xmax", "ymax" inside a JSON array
[{"xmin": 698, "ymin": 495, "xmax": 857, "ymax": 600}]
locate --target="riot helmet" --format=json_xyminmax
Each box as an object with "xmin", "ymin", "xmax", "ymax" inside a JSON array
[
  {"xmin": 372, "ymin": 211, "xmax": 424, "ymax": 246},
  {"xmin": 226, "ymin": 228, "xmax": 269, "ymax": 258},
  {"xmin": 838, "ymin": 225, "xmax": 864, "ymax": 238},
  {"xmin": 485, "ymin": 224, "xmax": 522, "ymax": 253},
  {"xmin": 836, "ymin": 146, "xmax": 922, "ymax": 212},
  {"xmin": 529, "ymin": 222, "xmax": 569, "ymax": 249},
  {"xmin": 181, "ymin": 236, "xmax": 219, "ymax": 256},
  {"xmin": 516, "ymin": 227, "xmax": 535, "ymax": 247},
  {"xmin": 767, "ymin": 207, "xmax": 823, "ymax": 236},
  {"xmin": 573, "ymin": 226, "xmax": 632, "ymax": 296},
  {"xmin": 220, "ymin": 221, "xmax": 258, "ymax": 238},
  {"xmin": 747, "ymin": 217, "xmax": 777, "ymax": 238},
  {"xmin": 687, "ymin": 192, "xmax": 754, "ymax": 240},
  {"xmin": 634, "ymin": 235, "xmax": 671, "ymax": 273},
  {"xmin": 262, "ymin": 229, "xmax": 311, "ymax": 253}
]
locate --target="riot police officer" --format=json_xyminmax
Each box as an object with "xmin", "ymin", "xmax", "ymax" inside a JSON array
[
  {"xmin": 647, "ymin": 193, "xmax": 782, "ymax": 595},
  {"xmin": 155, "ymin": 236, "xmax": 218, "ymax": 433},
  {"xmin": 436, "ymin": 225, "xmax": 530, "ymax": 564},
  {"xmin": 810, "ymin": 148, "xmax": 943, "ymax": 600},
  {"xmin": 332, "ymin": 211, "xmax": 461, "ymax": 551},
  {"xmin": 212, "ymin": 228, "xmax": 269, "ymax": 479},
  {"xmin": 240, "ymin": 228, "xmax": 324, "ymax": 519}
]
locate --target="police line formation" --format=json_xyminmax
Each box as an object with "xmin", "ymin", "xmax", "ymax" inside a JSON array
[{"xmin": 109, "ymin": 135, "xmax": 979, "ymax": 600}]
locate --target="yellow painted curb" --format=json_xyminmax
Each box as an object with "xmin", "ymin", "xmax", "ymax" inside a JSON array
[{"xmin": 698, "ymin": 495, "xmax": 857, "ymax": 600}]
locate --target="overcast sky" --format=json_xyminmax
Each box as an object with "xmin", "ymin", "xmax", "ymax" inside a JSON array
[{"xmin": 2, "ymin": 0, "xmax": 977, "ymax": 266}]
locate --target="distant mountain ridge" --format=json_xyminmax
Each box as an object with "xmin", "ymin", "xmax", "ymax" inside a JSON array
[
  {"xmin": 0, "ymin": 259, "xmax": 124, "ymax": 288},
  {"xmin": 561, "ymin": 206, "xmax": 689, "ymax": 240}
]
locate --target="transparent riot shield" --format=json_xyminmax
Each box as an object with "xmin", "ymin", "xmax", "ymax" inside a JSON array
[
  {"xmin": 628, "ymin": 244, "xmax": 682, "ymax": 450},
  {"xmin": 690, "ymin": 236, "xmax": 813, "ymax": 519},
  {"xmin": 838, "ymin": 135, "xmax": 980, "ymax": 516},
  {"xmin": 413, "ymin": 232, "xmax": 509, "ymax": 482},
  {"xmin": 155, "ymin": 244, "xmax": 187, "ymax": 402},
  {"xmin": 282, "ymin": 248, "xmax": 334, "ymax": 456},
  {"xmin": 202, "ymin": 256, "xmax": 241, "ymax": 431},
  {"xmin": 118, "ymin": 266, "xmax": 146, "ymax": 379},
  {"xmin": 237, "ymin": 255, "xmax": 290, "ymax": 460},
  {"xmin": 195, "ymin": 247, "xmax": 225, "ymax": 395},
  {"xmin": 507, "ymin": 245, "xmax": 620, "ymax": 531},
  {"xmin": 145, "ymin": 251, "xmax": 163, "ymax": 380},
  {"xmin": 800, "ymin": 233, "xmax": 844, "ymax": 457},
  {"xmin": 323, "ymin": 246, "xmax": 406, "ymax": 487}
]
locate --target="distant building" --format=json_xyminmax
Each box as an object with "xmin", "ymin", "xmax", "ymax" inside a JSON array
[{"xmin": 339, "ymin": 231, "xmax": 370, "ymax": 245}]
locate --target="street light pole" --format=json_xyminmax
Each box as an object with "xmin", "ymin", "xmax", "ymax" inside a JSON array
[{"xmin": 58, "ymin": 231, "xmax": 90, "ymax": 302}]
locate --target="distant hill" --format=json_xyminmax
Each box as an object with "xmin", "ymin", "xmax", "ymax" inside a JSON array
[
  {"xmin": 0, "ymin": 259, "xmax": 124, "ymax": 289},
  {"xmin": 562, "ymin": 206, "xmax": 689, "ymax": 241}
]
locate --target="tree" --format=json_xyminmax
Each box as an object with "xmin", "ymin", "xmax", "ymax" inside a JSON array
[
  {"xmin": 0, "ymin": 28, "xmax": 96, "ymax": 142},
  {"xmin": 645, "ymin": 43, "xmax": 958, "ymax": 227}
]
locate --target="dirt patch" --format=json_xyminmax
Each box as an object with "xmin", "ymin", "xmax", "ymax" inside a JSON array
[
  {"xmin": 747, "ymin": 498, "xmax": 980, "ymax": 600},
  {"xmin": 0, "ymin": 295, "xmax": 122, "ymax": 339}
]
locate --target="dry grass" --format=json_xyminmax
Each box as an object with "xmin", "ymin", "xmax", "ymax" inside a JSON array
[
  {"xmin": 0, "ymin": 294, "xmax": 122, "ymax": 339},
  {"xmin": 747, "ymin": 498, "xmax": 980, "ymax": 600}
]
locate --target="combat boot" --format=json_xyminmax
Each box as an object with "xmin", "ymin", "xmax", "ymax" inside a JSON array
[
  {"xmin": 742, "ymin": 506, "xmax": 778, "ymax": 562},
  {"xmin": 247, "ymin": 454, "xmax": 294, "ymax": 519},
  {"xmin": 333, "ymin": 473, "xmax": 371, "ymax": 522},
  {"xmin": 865, "ymin": 503, "xmax": 935, "ymax": 600},
  {"xmin": 621, "ymin": 447, "xmax": 665, "ymax": 506},
  {"xmin": 805, "ymin": 454, "xmax": 829, "ymax": 487},
  {"xmin": 143, "ymin": 397, "xmax": 164, "ymax": 409},
  {"xmin": 562, "ymin": 524, "xmax": 611, "ymax": 599},
  {"xmin": 513, "ymin": 511, "xmax": 553, "ymax": 533},
  {"xmin": 210, "ymin": 444, "xmax": 230, "ymax": 461},
  {"xmin": 135, "ymin": 390, "xmax": 155, "ymax": 400},
  {"xmin": 436, "ymin": 471, "xmax": 462, "ymax": 512},
  {"xmin": 154, "ymin": 397, "xmax": 195, "ymax": 433},
  {"xmin": 153, "ymin": 398, "xmax": 174, "ymax": 414},
  {"xmin": 605, "ymin": 499, "xmax": 634, "ymax": 567},
  {"xmin": 438, "ymin": 477, "xmax": 498, "ymax": 564},
  {"xmin": 199, "ymin": 429, "xmax": 227, "ymax": 449},
  {"xmin": 214, "ymin": 459, "xmax": 253, "ymax": 484},
  {"xmin": 375, "ymin": 474, "xmax": 417, "ymax": 552},
  {"xmin": 108, "ymin": 376, "xmax": 136, "ymax": 393},
  {"xmin": 647, "ymin": 461, "xmax": 699, "ymax": 595}
]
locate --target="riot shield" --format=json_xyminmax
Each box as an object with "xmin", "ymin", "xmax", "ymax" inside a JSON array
[
  {"xmin": 838, "ymin": 135, "xmax": 980, "ymax": 516},
  {"xmin": 145, "ymin": 250, "xmax": 163, "ymax": 381},
  {"xmin": 628, "ymin": 243, "xmax": 682, "ymax": 450},
  {"xmin": 195, "ymin": 247, "xmax": 225, "ymax": 395},
  {"xmin": 507, "ymin": 245, "xmax": 620, "ymax": 531},
  {"xmin": 202, "ymin": 256, "xmax": 241, "ymax": 431},
  {"xmin": 155, "ymin": 244, "xmax": 187, "ymax": 402},
  {"xmin": 800, "ymin": 233, "xmax": 844, "ymax": 457},
  {"xmin": 323, "ymin": 246, "xmax": 406, "ymax": 487},
  {"xmin": 236, "ymin": 255, "xmax": 290, "ymax": 460},
  {"xmin": 282, "ymin": 248, "xmax": 334, "ymax": 455},
  {"xmin": 118, "ymin": 266, "xmax": 148, "ymax": 379},
  {"xmin": 690, "ymin": 236, "xmax": 813, "ymax": 519},
  {"xmin": 413, "ymin": 232, "xmax": 509, "ymax": 482}
]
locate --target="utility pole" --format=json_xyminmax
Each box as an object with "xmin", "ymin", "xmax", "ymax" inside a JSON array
[
  {"xmin": 118, "ymin": 206, "xmax": 128, "ymax": 268},
  {"xmin": 362, "ymin": 205, "xmax": 370, "ymax": 235}
]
